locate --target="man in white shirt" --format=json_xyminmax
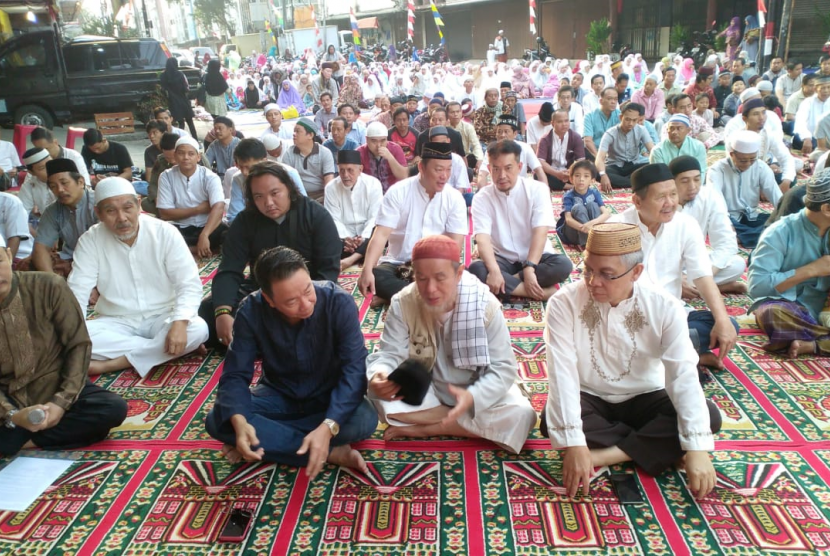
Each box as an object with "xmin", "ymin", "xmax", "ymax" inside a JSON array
[
  {"xmin": 478, "ymin": 114, "xmax": 546, "ymax": 186},
  {"xmin": 774, "ymin": 61, "xmax": 803, "ymax": 106},
  {"xmin": 358, "ymin": 142, "xmax": 468, "ymax": 307},
  {"xmin": 18, "ymin": 148, "xmax": 55, "ymax": 219},
  {"xmin": 794, "ymin": 76, "xmax": 830, "ymax": 155},
  {"xmin": 542, "ymin": 222, "xmax": 719, "ymax": 496},
  {"xmin": 324, "ymin": 150, "xmax": 383, "ymax": 271},
  {"xmin": 67, "ymin": 177, "xmax": 209, "ymax": 376},
  {"xmin": 470, "ymin": 140, "xmax": 572, "ymax": 300},
  {"xmin": 739, "ymin": 98, "xmax": 796, "ymax": 191},
  {"xmin": 553, "ymin": 86, "xmax": 585, "ymax": 136},
  {"xmin": 30, "ymin": 126, "xmax": 91, "ymax": 185},
  {"xmin": 611, "ymin": 163, "xmax": 739, "ymax": 371},
  {"xmin": 154, "ymin": 107, "xmax": 190, "ymax": 137},
  {"xmin": 0, "ymin": 192, "xmax": 33, "ymax": 263},
  {"xmin": 581, "ymin": 74, "xmax": 605, "ymax": 115},
  {"xmin": 707, "ymin": 130, "xmax": 783, "ymax": 248},
  {"xmin": 260, "ymin": 104, "xmax": 294, "ymax": 141},
  {"xmin": 670, "ymin": 156, "xmax": 746, "ymax": 295},
  {"xmin": 366, "ymin": 235, "xmax": 536, "ymax": 453},
  {"xmin": 157, "ymin": 137, "xmax": 228, "ymax": 258},
  {"xmin": 526, "ymin": 102, "xmax": 553, "ymax": 153}
]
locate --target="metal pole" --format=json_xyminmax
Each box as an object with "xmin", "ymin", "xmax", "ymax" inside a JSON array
[
  {"xmin": 778, "ymin": 0, "xmax": 794, "ymax": 59},
  {"xmin": 784, "ymin": 0, "xmax": 795, "ymax": 60}
]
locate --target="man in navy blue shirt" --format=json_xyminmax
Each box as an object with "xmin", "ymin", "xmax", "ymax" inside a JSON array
[{"xmin": 206, "ymin": 247, "xmax": 377, "ymax": 478}]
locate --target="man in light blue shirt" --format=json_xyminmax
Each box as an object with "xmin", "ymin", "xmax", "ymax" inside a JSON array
[
  {"xmin": 583, "ymin": 87, "xmax": 621, "ymax": 162},
  {"xmin": 338, "ymin": 104, "xmax": 367, "ymax": 146},
  {"xmin": 748, "ymin": 170, "xmax": 830, "ymax": 358},
  {"xmin": 227, "ymin": 139, "xmax": 306, "ymax": 223}
]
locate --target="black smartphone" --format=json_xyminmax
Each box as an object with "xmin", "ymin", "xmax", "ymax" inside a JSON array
[
  {"xmin": 610, "ymin": 473, "xmax": 644, "ymax": 505},
  {"xmin": 217, "ymin": 508, "xmax": 254, "ymax": 543}
]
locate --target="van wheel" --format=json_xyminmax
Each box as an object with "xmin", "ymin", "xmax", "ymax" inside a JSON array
[{"xmin": 15, "ymin": 105, "xmax": 54, "ymax": 129}]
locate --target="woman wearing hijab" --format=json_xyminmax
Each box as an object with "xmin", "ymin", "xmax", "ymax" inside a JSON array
[
  {"xmin": 680, "ymin": 58, "xmax": 696, "ymax": 86},
  {"xmin": 339, "ymin": 73, "xmax": 364, "ymax": 108},
  {"xmin": 718, "ymin": 17, "xmax": 743, "ymax": 62},
  {"xmin": 410, "ymin": 74, "xmax": 426, "ymax": 97},
  {"xmin": 277, "ymin": 79, "xmax": 307, "ymax": 115},
  {"xmin": 511, "ymin": 65, "xmax": 535, "ymax": 99},
  {"xmin": 672, "ymin": 55, "xmax": 686, "ymax": 85},
  {"xmin": 630, "ymin": 61, "xmax": 647, "ymax": 90},
  {"xmin": 261, "ymin": 75, "xmax": 276, "ymax": 103},
  {"xmin": 244, "ymin": 79, "xmax": 264, "ymax": 109},
  {"xmin": 204, "ymin": 59, "xmax": 231, "ymax": 117},
  {"xmin": 159, "ymin": 57, "xmax": 198, "ymax": 138},
  {"xmin": 541, "ymin": 72, "xmax": 560, "ymax": 98},
  {"xmin": 741, "ymin": 15, "xmax": 760, "ymax": 64},
  {"xmin": 634, "ymin": 53, "xmax": 649, "ymax": 75},
  {"xmin": 323, "ymin": 44, "xmax": 345, "ymax": 86}
]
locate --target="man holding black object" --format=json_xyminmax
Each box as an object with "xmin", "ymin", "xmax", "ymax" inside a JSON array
[
  {"xmin": 366, "ymin": 235, "xmax": 536, "ymax": 454},
  {"xmin": 206, "ymin": 247, "xmax": 377, "ymax": 479}
]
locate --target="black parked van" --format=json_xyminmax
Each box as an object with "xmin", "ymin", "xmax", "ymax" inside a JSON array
[{"xmin": 0, "ymin": 30, "xmax": 201, "ymax": 128}]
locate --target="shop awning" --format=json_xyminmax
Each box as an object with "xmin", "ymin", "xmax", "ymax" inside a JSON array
[{"xmin": 357, "ymin": 17, "xmax": 378, "ymax": 29}]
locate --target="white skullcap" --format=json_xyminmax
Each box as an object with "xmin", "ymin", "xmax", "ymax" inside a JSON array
[
  {"xmin": 739, "ymin": 87, "xmax": 760, "ymax": 102},
  {"xmin": 22, "ymin": 148, "xmax": 49, "ymax": 165},
  {"xmin": 262, "ymin": 134, "xmax": 283, "ymax": 151},
  {"xmin": 729, "ymin": 130, "xmax": 761, "ymax": 154},
  {"xmin": 264, "ymin": 103, "xmax": 280, "ymax": 114},
  {"xmin": 95, "ymin": 177, "xmax": 136, "ymax": 205},
  {"xmin": 0, "ymin": 234, "xmax": 6, "ymax": 248},
  {"xmin": 175, "ymin": 136, "xmax": 201, "ymax": 152},
  {"xmin": 757, "ymin": 80, "xmax": 773, "ymax": 92},
  {"xmin": 366, "ymin": 121, "xmax": 388, "ymax": 138}
]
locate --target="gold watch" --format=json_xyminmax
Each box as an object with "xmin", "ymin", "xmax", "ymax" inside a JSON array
[{"xmin": 323, "ymin": 418, "xmax": 340, "ymax": 437}]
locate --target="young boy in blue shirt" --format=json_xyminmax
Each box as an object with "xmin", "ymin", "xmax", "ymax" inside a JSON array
[{"xmin": 556, "ymin": 160, "xmax": 611, "ymax": 248}]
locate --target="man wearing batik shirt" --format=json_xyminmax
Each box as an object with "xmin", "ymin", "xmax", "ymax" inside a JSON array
[
  {"xmin": 473, "ymin": 88, "xmax": 502, "ymax": 146},
  {"xmin": 542, "ymin": 223, "xmax": 720, "ymax": 497},
  {"xmin": 0, "ymin": 245, "xmax": 127, "ymax": 456},
  {"xmin": 389, "ymin": 107, "xmax": 420, "ymax": 165},
  {"xmin": 358, "ymin": 122, "xmax": 408, "ymax": 193},
  {"xmin": 366, "ymin": 235, "xmax": 536, "ymax": 454}
]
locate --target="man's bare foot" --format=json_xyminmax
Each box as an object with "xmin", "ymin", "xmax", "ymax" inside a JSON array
[
  {"xmin": 196, "ymin": 344, "xmax": 208, "ymax": 356},
  {"xmin": 89, "ymin": 356, "xmax": 131, "ymax": 375},
  {"xmin": 718, "ymin": 281, "xmax": 748, "ymax": 295},
  {"xmin": 369, "ymin": 296, "xmax": 387, "ymax": 309},
  {"xmin": 383, "ymin": 425, "xmax": 406, "ymax": 441},
  {"xmin": 788, "ymin": 340, "xmax": 816, "ymax": 358},
  {"xmin": 221, "ymin": 444, "xmax": 243, "ymax": 464},
  {"xmin": 698, "ymin": 352, "xmax": 725, "ymax": 370},
  {"xmin": 327, "ymin": 445, "xmax": 368, "ymax": 474},
  {"xmin": 340, "ymin": 253, "xmax": 362, "ymax": 271},
  {"xmin": 22, "ymin": 440, "xmax": 36, "ymax": 450}
]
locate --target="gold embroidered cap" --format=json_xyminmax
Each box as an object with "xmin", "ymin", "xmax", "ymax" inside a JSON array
[{"xmin": 585, "ymin": 223, "xmax": 641, "ymax": 256}]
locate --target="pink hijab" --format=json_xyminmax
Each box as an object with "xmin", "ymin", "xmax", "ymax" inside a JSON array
[{"xmin": 680, "ymin": 58, "xmax": 696, "ymax": 83}]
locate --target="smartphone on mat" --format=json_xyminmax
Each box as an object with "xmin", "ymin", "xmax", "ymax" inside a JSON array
[
  {"xmin": 610, "ymin": 473, "xmax": 644, "ymax": 505},
  {"xmin": 218, "ymin": 508, "xmax": 254, "ymax": 543}
]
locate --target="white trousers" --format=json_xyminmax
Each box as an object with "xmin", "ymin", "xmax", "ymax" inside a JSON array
[
  {"xmin": 372, "ymin": 383, "xmax": 536, "ymax": 454},
  {"xmin": 87, "ymin": 313, "xmax": 209, "ymax": 377},
  {"xmin": 713, "ymin": 254, "xmax": 746, "ymax": 285}
]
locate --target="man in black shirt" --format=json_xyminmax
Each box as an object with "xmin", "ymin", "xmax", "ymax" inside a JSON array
[
  {"xmin": 198, "ymin": 160, "xmax": 341, "ymax": 348},
  {"xmin": 80, "ymin": 128, "xmax": 133, "ymax": 186}
]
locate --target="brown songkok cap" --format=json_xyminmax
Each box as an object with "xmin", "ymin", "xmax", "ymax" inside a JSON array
[
  {"xmin": 411, "ymin": 235, "xmax": 459, "ymax": 261},
  {"xmin": 586, "ymin": 223, "xmax": 642, "ymax": 256}
]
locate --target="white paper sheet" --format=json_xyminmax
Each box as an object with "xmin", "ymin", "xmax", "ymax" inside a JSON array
[{"xmin": 0, "ymin": 457, "xmax": 74, "ymax": 512}]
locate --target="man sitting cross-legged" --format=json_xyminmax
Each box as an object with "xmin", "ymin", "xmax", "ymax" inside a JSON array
[
  {"xmin": 469, "ymin": 140, "xmax": 573, "ymax": 301},
  {"xmin": 358, "ymin": 142, "xmax": 468, "ymax": 307},
  {"xmin": 748, "ymin": 170, "xmax": 830, "ymax": 358},
  {"xmin": 670, "ymin": 156, "xmax": 747, "ymax": 296},
  {"xmin": 206, "ymin": 246, "xmax": 377, "ymax": 477},
  {"xmin": 157, "ymin": 137, "xmax": 228, "ymax": 258},
  {"xmin": 541, "ymin": 223, "xmax": 720, "ymax": 498},
  {"xmin": 0, "ymin": 244, "xmax": 127, "ymax": 456},
  {"xmin": 611, "ymin": 163, "xmax": 739, "ymax": 371},
  {"xmin": 67, "ymin": 177, "xmax": 209, "ymax": 376},
  {"xmin": 366, "ymin": 235, "xmax": 536, "ymax": 453},
  {"xmin": 324, "ymin": 150, "xmax": 383, "ymax": 271}
]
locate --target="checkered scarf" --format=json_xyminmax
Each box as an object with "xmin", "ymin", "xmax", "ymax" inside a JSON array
[{"xmin": 451, "ymin": 271, "xmax": 491, "ymax": 370}]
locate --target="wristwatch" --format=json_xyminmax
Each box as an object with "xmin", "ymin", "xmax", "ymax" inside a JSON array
[
  {"xmin": 598, "ymin": 171, "xmax": 606, "ymax": 177},
  {"xmin": 323, "ymin": 418, "xmax": 340, "ymax": 437},
  {"xmin": 522, "ymin": 260, "xmax": 538, "ymax": 270},
  {"xmin": 4, "ymin": 409, "xmax": 18, "ymax": 429}
]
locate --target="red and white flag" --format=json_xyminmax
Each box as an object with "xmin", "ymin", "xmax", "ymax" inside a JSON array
[
  {"xmin": 407, "ymin": 0, "xmax": 415, "ymax": 41},
  {"xmin": 310, "ymin": 5, "xmax": 322, "ymax": 49},
  {"xmin": 757, "ymin": 0, "xmax": 767, "ymax": 29},
  {"xmin": 529, "ymin": 0, "xmax": 537, "ymax": 34}
]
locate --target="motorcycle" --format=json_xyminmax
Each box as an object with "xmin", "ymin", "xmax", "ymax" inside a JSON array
[
  {"xmin": 396, "ymin": 40, "xmax": 415, "ymax": 62},
  {"xmin": 419, "ymin": 44, "xmax": 449, "ymax": 64},
  {"xmin": 675, "ymin": 29, "xmax": 718, "ymax": 68},
  {"xmin": 611, "ymin": 41, "xmax": 633, "ymax": 61},
  {"xmin": 523, "ymin": 37, "xmax": 551, "ymax": 62}
]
